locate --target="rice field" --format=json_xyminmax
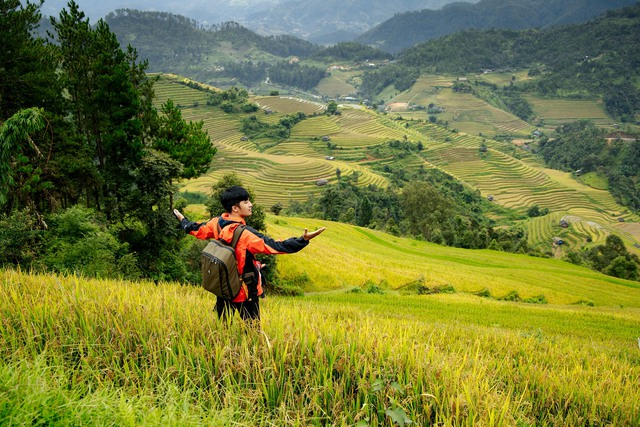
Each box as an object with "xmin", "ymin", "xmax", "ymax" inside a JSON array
[
  {"xmin": 316, "ymin": 73, "xmax": 357, "ymax": 98},
  {"xmin": 180, "ymin": 153, "xmax": 387, "ymax": 207},
  {"xmin": 150, "ymin": 73, "xmax": 639, "ymax": 254},
  {"xmin": 524, "ymin": 96, "xmax": 613, "ymax": 129},
  {"xmin": 386, "ymin": 76, "xmax": 535, "ymax": 137},
  {"xmin": 151, "ymin": 74, "xmax": 214, "ymax": 108},
  {"xmin": 3, "ymin": 219, "xmax": 640, "ymax": 425},
  {"xmin": 254, "ymin": 96, "xmax": 325, "ymax": 115}
]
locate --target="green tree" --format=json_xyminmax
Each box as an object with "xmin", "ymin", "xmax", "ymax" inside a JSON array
[
  {"xmin": 400, "ymin": 181, "xmax": 453, "ymax": 242},
  {"xmin": 0, "ymin": 108, "xmax": 47, "ymax": 206},
  {"xmin": 153, "ymin": 99, "xmax": 215, "ymax": 180},
  {"xmin": 604, "ymin": 256, "xmax": 638, "ymax": 281},
  {"xmin": 357, "ymin": 196, "xmax": 373, "ymax": 227},
  {"xmin": 327, "ymin": 100, "xmax": 338, "ymax": 115},
  {"xmin": 0, "ymin": 0, "xmax": 59, "ymax": 120}
]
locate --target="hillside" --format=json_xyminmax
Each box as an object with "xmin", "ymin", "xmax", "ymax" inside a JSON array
[
  {"xmin": 152, "ymin": 74, "xmax": 640, "ymax": 264},
  {"xmin": 104, "ymin": 10, "xmax": 320, "ymax": 80},
  {"xmin": 269, "ymin": 216, "xmax": 640, "ymax": 305},
  {"xmin": 357, "ymin": 0, "xmax": 638, "ymax": 53},
  {"xmin": 360, "ymin": 4, "xmax": 640, "ymax": 123}
]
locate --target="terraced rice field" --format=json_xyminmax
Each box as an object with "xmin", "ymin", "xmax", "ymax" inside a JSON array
[
  {"xmin": 327, "ymin": 108, "xmax": 411, "ymax": 148},
  {"xmin": 290, "ymin": 115, "xmax": 341, "ymax": 140},
  {"xmin": 152, "ymin": 74, "xmax": 213, "ymax": 108},
  {"xmin": 151, "ymin": 74, "xmax": 639, "ymax": 253},
  {"xmin": 254, "ymin": 96, "xmax": 325, "ymax": 115},
  {"xmin": 388, "ymin": 77, "xmax": 535, "ymax": 137},
  {"xmin": 391, "ymin": 75, "xmax": 445, "ymax": 105},
  {"xmin": 524, "ymin": 96, "xmax": 612, "ymax": 129},
  {"xmin": 478, "ymin": 71, "xmax": 533, "ymax": 86},
  {"xmin": 181, "ymin": 153, "xmax": 387, "ymax": 207},
  {"xmin": 316, "ymin": 74, "xmax": 357, "ymax": 98},
  {"xmin": 526, "ymin": 212, "xmax": 611, "ymax": 251},
  {"xmin": 436, "ymin": 89, "xmax": 535, "ymax": 136}
]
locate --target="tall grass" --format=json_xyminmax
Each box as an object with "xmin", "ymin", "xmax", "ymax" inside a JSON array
[{"xmin": 2, "ymin": 268, "xmax": 640, "ymax": 426}]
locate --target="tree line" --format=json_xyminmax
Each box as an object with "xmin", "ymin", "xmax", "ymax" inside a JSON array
[
  {"xmin": 215, "ymin": 61, "xmax": 327, "ymax": 90},
  {"xmin": 286, "ymin": 168, "xmax": 532, "ymax": 254},
  {"xmin": 0, "ymin": 0, "xmax": 216, "ymax": 282}
]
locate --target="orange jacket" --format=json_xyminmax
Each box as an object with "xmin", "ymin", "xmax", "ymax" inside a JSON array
[{"xmin": 180, "ymin": 213, "xmax": 308, "ymax": 302}]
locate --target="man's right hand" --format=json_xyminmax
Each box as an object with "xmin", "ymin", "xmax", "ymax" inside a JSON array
[{"xmin": 172, "ymin": 209, "xmax": 184, "ymax": 221}]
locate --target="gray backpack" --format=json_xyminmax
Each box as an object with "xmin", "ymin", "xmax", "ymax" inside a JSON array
[{"xmin": 201, "ymin": 224, "xmax": 246, "ymax": 299}]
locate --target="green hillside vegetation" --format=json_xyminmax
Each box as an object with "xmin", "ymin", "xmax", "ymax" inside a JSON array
[
  {"xmin": 105, "ymin": 10, "xmax": 323, "ymax": 88},
  {"xmin": 367, "ymin": 4, "xmax": 640, "ymax": 123},
  {"xmin": 357, "ymin": 0, "xmax": 637, "ymax": 53}
]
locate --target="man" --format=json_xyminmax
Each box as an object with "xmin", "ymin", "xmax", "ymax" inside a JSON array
[{"xmin": 173, "ymin": 185, "xmax": 325, "ymax": 322}]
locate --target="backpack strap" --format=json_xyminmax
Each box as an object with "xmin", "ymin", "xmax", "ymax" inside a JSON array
[
  {"xmin": 216, "ymin": 218, "xmax": 246, "ymax": 249},
  {"xmin": 230, "ymin": 224, "xmax": 246, "ymax": 248}
]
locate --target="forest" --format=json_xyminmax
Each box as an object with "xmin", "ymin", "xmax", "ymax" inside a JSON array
[{"xmin": 362, "ymin": 4, "xmax": 640, "ymax": 122}]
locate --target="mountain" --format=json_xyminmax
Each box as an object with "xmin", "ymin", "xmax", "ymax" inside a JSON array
[
  {"xmin": 359, "ymin": 4, "xmax": 640, "ymax": 120},
  {"xmin": 104, "ymin": 10, "xmax": 319, "ymax": 76},
  {"xmin": 240, "ymin": 0, "xmax": 477, "ymax": 43},
  {"xmin": 357, "ymin": 0, "xmax": 639, "ymax": 53},
  {"xmin": 40, "ymin": 0, "xmax": 473, "ymax": 44}
]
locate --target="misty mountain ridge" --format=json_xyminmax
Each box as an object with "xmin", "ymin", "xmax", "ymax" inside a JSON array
[
  {"xmin": 358, "ymin": 0, "xmax": 639, "ymax": 53},
  {"xmin": 241, "ymin": 0, "xmax": 476, "ymax": 43},
  {"xmin": 40, "ymin": 0, "xmax": 476, "ymax": 44}
]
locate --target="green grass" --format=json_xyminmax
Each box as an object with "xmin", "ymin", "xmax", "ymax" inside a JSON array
[{"xmin": 578, "ymin": 171, "xmax": 609, "ymax": 190}]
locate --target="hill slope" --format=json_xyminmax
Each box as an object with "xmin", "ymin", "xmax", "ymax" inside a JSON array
[
  {"xmin": 357, "ymin": 0, "xmax": 638, "ymax": 53},
  {"xmin": 270, "ymin": 216, "xmax": 640, "ymax": 306},
  {"xmin": 152, "ymin": 74, "xmax": 640, "ymax": 260}
]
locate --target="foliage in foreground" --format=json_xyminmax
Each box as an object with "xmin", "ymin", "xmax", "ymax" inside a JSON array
[{"xmin": 1, "ymin": 269, "xmax": 640, "ymax": 426}]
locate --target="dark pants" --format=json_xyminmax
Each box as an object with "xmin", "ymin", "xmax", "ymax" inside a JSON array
[{"xmin": 215, "ymin": 297, "xmax": 260, "ymax": 322}]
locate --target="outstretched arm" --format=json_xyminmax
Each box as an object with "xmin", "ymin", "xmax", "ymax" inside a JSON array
[{"xmin": 173, "ymin": 209, "xmax": 216, "ymax": 238}]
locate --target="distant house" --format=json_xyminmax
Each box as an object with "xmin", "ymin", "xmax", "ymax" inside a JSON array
[
  {"xmin": 322, "ymin": 136, "xmax": 331, "ymax": 142},
  {"xmin": 240, "ymin": 136, "xmax": 248, "ymax": 141},
  {"xmin": 325, "ymin": 156, "xmax": 335, "ymax": 160},
  {"xmin": 316, "ymin": 179, "xmax": 329, "ymax": 186},
  {"xmin": 618, "ymin": 217, "xmax": 626, "ymax": 222},
  {"xmin": 553, "ymin": 237, "xmax": 565, "ymax": 245},
  {"xmin": 487, "ymin": 195, "xmax": 494, "ymax": 202},
  {"xmin": 560, "ymin": 219, "xmax": 569, "ymax": 228},
  {"xmin": 532, "ymin": 130, "xmax": 542, "ymax": 138}
]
